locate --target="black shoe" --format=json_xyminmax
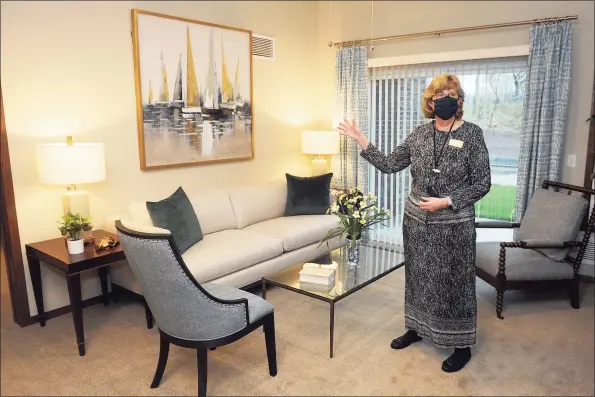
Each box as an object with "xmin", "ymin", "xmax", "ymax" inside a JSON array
[
  {"xmin": 390, "ymin": 330, "xmax": 422, "ymax": 349},
  {"xmin": 442, "ymin": 348, "xmax": 471, "ymax": 373}
]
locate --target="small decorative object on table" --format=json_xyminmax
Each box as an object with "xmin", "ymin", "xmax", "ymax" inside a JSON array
[
  {"xmin": 95, "ymin": 237, "xmax": 120, "ymax": 252},
  {"xmin": 58, "ymin": 212, "xmax": 93, "ymax": 255},
  {"xmin": 299, "ymin": 261, "xmax": 338, "ymax": 292},
  {"xmin": 299, "ymin": 266, "xmax": 335, "ymax": 285},
  {"xmin": 318, "ymin": 187, "xmax": 391, "ymax": 266}
]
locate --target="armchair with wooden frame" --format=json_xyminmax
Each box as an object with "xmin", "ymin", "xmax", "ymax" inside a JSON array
[{"xmin": 475, "ymin": 180, "xmax": 595, "ymax": 319}]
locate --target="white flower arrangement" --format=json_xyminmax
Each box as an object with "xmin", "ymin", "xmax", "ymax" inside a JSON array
[{"xmin": 318, "ymin": 187, "xmax": 392, "ymax": 247}]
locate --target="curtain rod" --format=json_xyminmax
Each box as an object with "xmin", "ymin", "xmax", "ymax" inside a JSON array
[{"xmin": 330, "ymin": 15, "xmax": 578, "ymax": 48}]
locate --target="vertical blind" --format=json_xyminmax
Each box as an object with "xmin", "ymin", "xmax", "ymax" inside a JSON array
[
  {"xmin": 366, "ymin": 56, "xmax": 528, "ymax": 249},
  {"xmin": 583, "ymin": 177, "xmax": 595, "ymax": 265}
]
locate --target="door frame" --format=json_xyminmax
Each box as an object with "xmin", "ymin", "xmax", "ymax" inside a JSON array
[
  {"xmin": 1, "ymin": 85, "xmax": 33, "ymax": 327},
  {"xmin": 584, "ymin": 72, "xmax": 595, "ymax": 191},
  {"xmin": 581, "ymin": 73, "xmax": 595, "ymax": 234}
]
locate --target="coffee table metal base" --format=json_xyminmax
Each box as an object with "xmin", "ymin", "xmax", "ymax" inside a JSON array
[
  {"xmin": 261, "ymin": 270, "xmax": 402, "ymax": 357},
  {"xmin": 262, "ymin": 278, "xmax": 338, "ymax": 357},
  {"xmin": 261, "ymin": 245, "xmax": 405, "ymax": 358}
]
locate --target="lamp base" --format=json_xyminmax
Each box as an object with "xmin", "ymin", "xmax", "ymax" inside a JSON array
[
  {"xmin": 62, "ymin": 189, "xmax": 90, "ymax": 217},
  {"xmin": 62, "ymin": 188, "xmax": 93, "ymax": 240},
  {"xmin": 311, "ymin": 158, "xmax": 328, "ymax": 176}
]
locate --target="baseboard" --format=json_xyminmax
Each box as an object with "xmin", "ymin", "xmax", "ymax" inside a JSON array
[
  {"xmin": 20, "ymin": 294, "xmax": 111, "ymax": 328},
  {"xmin": 579, "ymin": 262, "xmax": 594, "ymax": 279},
  {"xmin": 111, "ymin": 283, "xmax": 144, "ymax": 300},
  {"xmin": 21, "ymin": 285, "xmax": 148, "ymax": 328},
  {"xmin": 579, "ymin": 274, "xmax": 595, "ymax": 283}
]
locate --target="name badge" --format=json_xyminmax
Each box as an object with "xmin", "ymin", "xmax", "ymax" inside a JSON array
[{"xmin": 449, "ymin": 139, "xmax": 464, "ymax": 148}]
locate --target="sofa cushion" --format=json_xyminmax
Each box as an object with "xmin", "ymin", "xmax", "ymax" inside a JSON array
[
  {"xmin": 518, "ymin": 188, "xmax": 588, "ymax": 261},
  {"xmin": 244, "ymin": 214, "xmax": 340, "ymax": 252},
  {"xmin": 228, "ymin": 183, "xmax": 287, "ymax": 228},
  {"xmin": 185, "ymin": 188, "xmax": 237, "ymax": 235},
  {"xmin": 146, "ymin": 187, "xmax": 203, "ymax": 254},
  {"xmin": 476, "ymin": 242, "xmax": 574, "ymax": 281},
  {"xmin": 181, "ymin": 229, "xmax": 283, "ymax": 282},
  {"xmin": 284, "ymin": 173, "xmax": 333, "ymax": 216}
]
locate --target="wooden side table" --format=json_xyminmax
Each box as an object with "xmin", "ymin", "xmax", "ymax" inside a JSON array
[{"xmin": 25, "ymin": 230, "xmax": 125, "ymax": 356}]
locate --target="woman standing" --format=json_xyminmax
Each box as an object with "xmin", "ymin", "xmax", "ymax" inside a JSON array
[{"xmin": 338, "ymin": 73, "xmax": 491, "ymax": 373}]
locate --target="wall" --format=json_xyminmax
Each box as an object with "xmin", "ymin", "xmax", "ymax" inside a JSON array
[
  {"xmin": 1, "ymin": 1, "xmax": 320, "ymax": 314},
  {"xmin": 316, "ymin": 0, "xmax": 595, "ymax": 185}
]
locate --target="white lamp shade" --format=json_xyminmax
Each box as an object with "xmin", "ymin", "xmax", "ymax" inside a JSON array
[
  {"xmin": 301, "ymin": 130, "xmax": 339, "ymax": 155},
  {"xmin": 36, "ymin": 142, "xmax": 106, "ymax": 185}
]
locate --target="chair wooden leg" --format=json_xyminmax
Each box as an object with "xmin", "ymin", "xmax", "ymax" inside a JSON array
[
  {"xmin": 496, "ymin": 290, "xmax": 504, "ymax": 320},
  {"xmin": 264, "ymin": 314, "xmax": 278, "ymax": 377},
  {"xmin": 144, "ymin": 299, "xmax": 154, "ymax": 329},
  {"xmin": 197, "ymin": 349, "xmax": 208, "ymax": 397},
  {"xmin": 570, "ymin": 277, "xmax": 580, "ymax": 309},
  {"xmin": 496, "ymin": 272, "xmax": 506, "ymax": 320},
  {"xmin": 151, "ymin": 333, "xmax": 170, "ymax": 388}
]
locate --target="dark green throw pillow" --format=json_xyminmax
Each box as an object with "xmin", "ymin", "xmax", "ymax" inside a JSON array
[
  {"xmin": 284, "ymin": 173, "xmax": 333, "ymax": 216},
  {"xmin": 146, "ymin": 187, "xmax": 203, "ymax": 254}
]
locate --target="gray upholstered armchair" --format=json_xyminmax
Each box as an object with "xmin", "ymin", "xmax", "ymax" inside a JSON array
[
  {"xmin": 475, "ymin": 181, "xmax": 595, "ymax": 319},
  {"xmin": 115, "ymin": 221, "xmax": 277, "ymax": 397}
]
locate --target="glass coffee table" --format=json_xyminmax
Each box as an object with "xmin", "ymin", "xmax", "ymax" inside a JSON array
[{"xmin": 261, "ymin": 244, "xmax": 405, "ymax": 358}]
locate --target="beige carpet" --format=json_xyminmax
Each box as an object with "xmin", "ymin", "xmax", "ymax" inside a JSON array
[{"xmin": 1, "ymin": 270, "xmax": 593, "ymax": 396}]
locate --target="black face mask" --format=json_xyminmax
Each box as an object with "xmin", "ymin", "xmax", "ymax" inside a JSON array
[{"xmin": 433, "ymin": 96, "xmax": 459, "ymax": 120}]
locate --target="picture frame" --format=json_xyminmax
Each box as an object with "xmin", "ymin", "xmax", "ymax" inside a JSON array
[{"xmin": 131, "ymin": 9, "xmax": 254, "ymax": 170}]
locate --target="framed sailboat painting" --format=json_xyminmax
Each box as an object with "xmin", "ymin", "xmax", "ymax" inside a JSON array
[{"xmin": 131, "ymin": 9, "xmax": 254, "ymax": 170}]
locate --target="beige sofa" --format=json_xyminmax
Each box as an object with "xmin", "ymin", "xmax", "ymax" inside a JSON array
[{"xmin": 106, "ymin": 182, "xmax": 344, "ymax": 294}]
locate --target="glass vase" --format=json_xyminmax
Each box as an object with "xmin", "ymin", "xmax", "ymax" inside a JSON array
[{"xmin": 346, "ymin": 238, "xmax": 361, "ymax": 266}]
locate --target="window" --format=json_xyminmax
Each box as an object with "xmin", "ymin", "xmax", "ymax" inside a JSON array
[{"xmin": 367, "ymin": 56, "xmax": 528, "ymax": 247}]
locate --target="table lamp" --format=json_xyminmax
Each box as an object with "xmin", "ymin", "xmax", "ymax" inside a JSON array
[
  {"xmin": 36, "ymin": 136, "xmax": 106, "ymax": 219},
  {"xmin": 301, "ymin": 130, "xmax": 339, "ymax": 176}
]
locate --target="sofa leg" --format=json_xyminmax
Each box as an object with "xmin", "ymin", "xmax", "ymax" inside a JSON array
[
  {"xmin": 111, "ymin": 284, "xmax": 120, "ymax": 304},
  {"xmin": 570, "ymin": 278, "xmax": 580, "ymax": 309},
  {"xmin": 151, "ymin": 332, "xmax": 169, "ymax": 388},
  {"xmin": 144, "ymin": 299, "xmax": 154, "ymax": 329},
  {"xmin": 496, "ymin": 290, "xmax": 504, "ymax": 320}
]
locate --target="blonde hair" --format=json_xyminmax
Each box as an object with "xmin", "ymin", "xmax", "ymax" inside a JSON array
[{"xmin": 422, "ymin": 73, "xmax": 465, "ymax": 120}]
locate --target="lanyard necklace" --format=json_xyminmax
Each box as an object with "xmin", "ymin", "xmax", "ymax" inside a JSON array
[{"xmin": 432, "ymin": 119, "xmax": 457, "ymax": 174}]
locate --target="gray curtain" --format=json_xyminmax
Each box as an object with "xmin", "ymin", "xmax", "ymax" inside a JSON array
[
  {"xmin": 332, "ymin": 45, "xmax": 369, "ymax": 190},
  {"xmin": 515, "ymin": 21, "xmax": 572, "ymax": 222}
]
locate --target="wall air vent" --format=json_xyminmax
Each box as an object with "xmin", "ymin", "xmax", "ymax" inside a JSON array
[{"xmin": 252, "ymin": 34, "xmax": 275, "ymax": 60}]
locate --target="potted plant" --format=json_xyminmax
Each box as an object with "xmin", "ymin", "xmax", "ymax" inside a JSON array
[
  {"xmin": 58, "ymin": 212, "xmax": 93, "ymax": 255},
  {"xmin": 318, "ymin": 187, "xmax": 391, "ymax": 265}
]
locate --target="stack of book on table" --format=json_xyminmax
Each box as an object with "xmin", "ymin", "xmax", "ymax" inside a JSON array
[{"xmin": 299, "ymin": 261, "xmax": 338, "ymax": 292}]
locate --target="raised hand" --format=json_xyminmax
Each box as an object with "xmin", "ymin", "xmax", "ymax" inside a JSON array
[
  {"xmin": 337, "ymin": 119, "xmax": 369, "ymax": 149},
  {"xmin": 337, "ymin": 119, "xmax": 362, "ymax": 140}
]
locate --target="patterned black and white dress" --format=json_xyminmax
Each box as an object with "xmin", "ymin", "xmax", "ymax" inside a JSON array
[{"xmin": 361, "ymin": 120, "xmax": 491, "ymax": 348}]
